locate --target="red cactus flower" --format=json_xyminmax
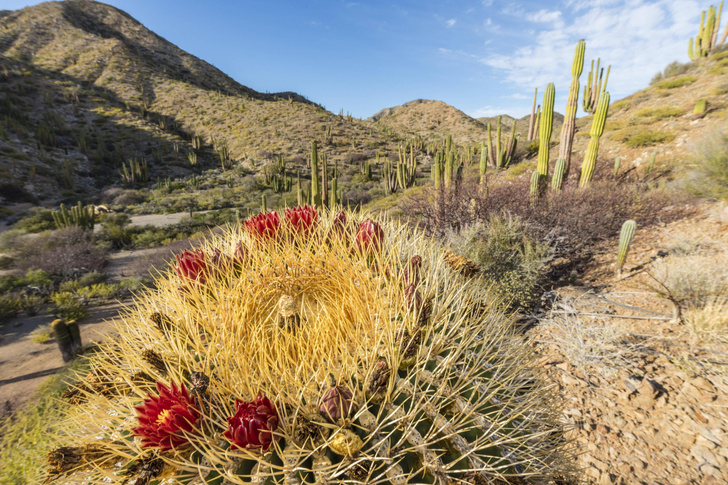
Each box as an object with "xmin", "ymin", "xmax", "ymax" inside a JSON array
[
  {"xmin": 210, "ymin": 248, "xmax": 233, "ymax": 272},
  {"xmin": 285, "ymin": 205, "xmax": 318, "ymax": 235},
  {"xmin": 356, "ymin": 219, "xmax": 384, "ymax": 255},
  {"xmin": 224, "ymin": 393, "xmax": 280, "ymax": 451},
  {"xmin": 132, "ymin": 382, "xmax": 200, "ymax": 450},
  {"xmin": 175, "ymin": 250, "xmax": 207, "ymax": 284},
  {"xmin": 244, "ymin": 211, "xmax": 280, "ymax": 240}
]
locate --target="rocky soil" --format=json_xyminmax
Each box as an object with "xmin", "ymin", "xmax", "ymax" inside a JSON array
[{"xmin": 531, "ymin": 203, "xmax": 728, "ymax": 484}]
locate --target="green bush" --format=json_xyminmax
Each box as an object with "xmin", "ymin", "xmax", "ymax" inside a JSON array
[
  {"xmin": 98, "ymin": 213, "xmax": 133, "ymax": 249},
  {"xmin": 612, "ymin": 126, "xmax": 676, "ymax": 147},
  {"xmin": 50, "ymin": 292, "xmax": 88, "ymax": 321},
  {"xmin": 0, "ymin": 294, "xmax": 22, "ymax": 322},
  {"xmin": 447, "ymin": 216, "xmax": 552, "ymax": 311},
  {"xmin": 650, "ymin": 61, "xmax": 693, "ymax": 85},
  {"xmin": 655, "ymin": 76, "xmax": 696, "ymax": 89},
  {"xmin": 14, "ymin": 208, "xmax": 56, "ymax": 233},
  {"xmin": 77, "ymin": 283, "xmax": 119, "ymax": 300},
  {"xmin": 632, "ymin": 106, "xmax": 684, "ymax": 122}
]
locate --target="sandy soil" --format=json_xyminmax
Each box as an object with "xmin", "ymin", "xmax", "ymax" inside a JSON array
[{"xmin": 0, "ymin": 303, "xmax": 120, "ymax": 413}]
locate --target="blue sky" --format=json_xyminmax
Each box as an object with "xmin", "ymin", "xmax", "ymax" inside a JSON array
[{"xmin": 4, "ymin": 0, "xmax": 705, "ymax": 119}]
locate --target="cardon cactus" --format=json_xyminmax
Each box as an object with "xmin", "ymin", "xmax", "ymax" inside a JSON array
[
  {"xmin": 537, "ymin": 83, "xmax": 555, "ymax": 177},
  {"xmin": 551, "ymin": 158, "xmax": 566, "ymax": 192},
  {"xmin": 46, "ymin": 207, "xmax": 574, "ymax": 485},
  {"xmin": 558, "ymin": 40, "xmax": 585, "ymax": 173}
]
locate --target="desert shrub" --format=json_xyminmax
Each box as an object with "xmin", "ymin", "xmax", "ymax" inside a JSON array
[
  {"xmin": 655, "ymin": 76, "xmax": 696, "ymax": 89},
  {"xmin": 50, "ymin": 291, "xmax": 88, "ymax": 321},
  {"xmin": 447, "ymin": 216, "xmax": 551, "ymax": 310},
  {"xmin": 31, "ymin": 324, "xmax": 52, "ymax": 344},
  {"xmin": 14, "ymin": 207, "xmax": 56, "ymax": 233},
  {"xmin": 0, "ymin": 294, "xmax": 22, "ymax": 322},
  {"xmin": 632, "ymin": 106, "xmax": 683, "ymax": 123},
  {"xmin": 688, "ymin": 128, "xmax": 728, "ymax": 200},
  {"xmin": 683, "ymin": 297, "xmax": 728, "ymax": 343},
  {"xmin": 611, "ymin": 126, "xmax": 675, "ymax": 147},
  {"xmin": 524, "ymin": 140, "xmax": 539, "ymax": 159},
  {"xmin": 0, "ymin": 275, "xmax": 21, "ymax": 294},
  {"xmin": 77, "ymin": 283, "xmax": 119, "ymax": 300},
  {"xmin": 401, "ymin": 167, "xmax": 679, "ymax": 251},
  {"xmin": 13, "ymin": 227, "xmax": 107, "ymax": 280},
  {"xmin": 22, "ymin": 295, "xmax": 45, "ymax": 316},
  {"xmin": 98, "ymin": 213, "xmax": 133, "ymax": 248},
  {"xmin": 650, "ymin": 61, "xmax": 693, "ymax": 85}
]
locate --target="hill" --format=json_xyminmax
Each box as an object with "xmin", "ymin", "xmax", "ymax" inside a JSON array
[{"xmin": 0, "ymin": 0, "xmax": 398, "ymax": 208}]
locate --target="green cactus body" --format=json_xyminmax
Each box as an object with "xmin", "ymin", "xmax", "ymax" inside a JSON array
[
  {"xmin": 46, "ymin": 210, "xmax": 574, "ymax": 485},
  {"xmin": 444, "ymin": 150, "xmax": 454, "ymax": 191},
  {"xmin": 331, "ymin": 177, "xmax": 338, "ymax": 207},
  {"xmin": 495, "ymin": 116, "xmax": 503, "ymax": 167},
  {"xmin": 310, "ymin": 141, "xmax": 321, "ymax": 206},
  {"xmin": 558, "ymin": 40, "xmax": 585, "ymax": 172},
  {"xmin": 530, "ymin": 170, "xmax": 541, "ymax": 205},
  {"xmin": 67, "ymin": 320, "xmax": 82, "ymax": 355},
  {"xmin": 52, "ymin": 319, "xmax": 74, "ymax": 362},
  {"xmin": 648, "ymin": 153, "xmax": 656, "ymax": 174},
  {"xmin": 552, "ymin": 158, "xmax": 566, "ymax": 192},
  {"xmin": 527, "ymin": 87, "xmax": 538, "ymax": 140},
  {"xmin": 433, "ymin": 161, "xmax": 442, "ymax": 190},
  {"xmin": 579, "ymin": 92, "xmax": 610, "ymax": 187},
  {"xmin": 617, "ymin": 220, "xmax": 637, "ymax": 275},
  {"xmin": 486, "ymin": 123, "xmax": 494, "ymax": 169},
  {"xmin": 504, "ymin": 120, "xmax": 518, "ymax": 168},
  {"xmin": 614, "ymin": 156, "xmax": 622, "ymax": 176},
  {"xmin": 537, "ymin": 83, "xmax": 555, "ymax": 176},
  {"xmin": 693, "ymin": 98, "xmax": 707, "ymax": 115}
]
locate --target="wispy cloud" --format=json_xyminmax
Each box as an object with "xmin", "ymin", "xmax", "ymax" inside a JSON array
[
  {"xmin": 479, "ymin": 0, "xmax": 701, "ymax": 103},
  {"xmin": 469, "ymin": 104, "xmax": 530, "ymax": 118},
  {"xmin": 446, "ymin": 18, "xmax": 457, "ymax": 28}
]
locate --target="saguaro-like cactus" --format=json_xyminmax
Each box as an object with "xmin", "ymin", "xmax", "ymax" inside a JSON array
[
  {"xmin": 310, "ymin": 141, "xmax": 321, "ymax": 206},
  {"xmin": 530, "ymin": 170, "xmax": 541, "ymax": 205},
  {"xmin": 583, "ymin": 58, "xmax": 610, "ymax": 114},
  {"xmin": 527, "ymin": 87, "xmax": 538, "ymax": 140},
  {"xmin": 46, "ymin": 208, "xmax": 575, "ymax": 485},
  {"xmin": 614, "ymin": 156, "xmax": 622, "ymax": 176},
  {"xmin": 689, "ymin": 3, "xmax": 726, "ymax": 59},
  {"xmin": 537, "ymin": 83, "xmax": 555, "ymax": 177},
  {"xmin": 617, "ymin": 220, "xmax": 637, "ymax": 276},
  {"xmin": 579, "ymin": 92, "xmax": 610, "ymax": 187},
  {"xmin": 558, "ymin": 40, "xmax": 585, "ymax": 172},
  {"xmin": 52, "ymin": 201, "xmax": 95, "ymax": 231}
]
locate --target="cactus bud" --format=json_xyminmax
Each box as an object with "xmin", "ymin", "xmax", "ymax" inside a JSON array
[{"xmin": 319, "ymin": 385, "xmax": 355, "ymax": 423}]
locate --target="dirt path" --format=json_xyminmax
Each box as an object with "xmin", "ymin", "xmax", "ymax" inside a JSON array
[{"xmin": 0, "ymin": 303, "xmax": 121, "ymax": 413}]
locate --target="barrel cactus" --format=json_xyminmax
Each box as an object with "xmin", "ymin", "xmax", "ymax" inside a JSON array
[{"xmin": 46, "ymin": 207, "xmax": 574, "ymax": 484}]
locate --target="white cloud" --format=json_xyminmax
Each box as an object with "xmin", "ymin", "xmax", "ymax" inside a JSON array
[
  {"xmin": 446, "ymin": 18, "xmax": 457, "ymax": 27},
  {"xmin": 479, "ymin": 0, "xmax": 702, "ymax": 109},
  {"xmin": 469, "ymin": 104, "xmax": 530, "ymax": 118},
  {"xmin": 482, "ymin": 0, "xmax": 493, "ymax": 6},
  {"xmin": 526, "ymin": 9, "xmax": 562, "ymax": 24}
]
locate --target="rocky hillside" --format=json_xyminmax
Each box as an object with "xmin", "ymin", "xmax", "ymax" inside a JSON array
[{"xmin": 0, "ymin": 0, "xmax": 398, "ymax": 204}]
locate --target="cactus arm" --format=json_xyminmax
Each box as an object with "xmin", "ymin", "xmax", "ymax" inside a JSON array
[
  {"xmin": 616, "ymin": 220, "xmax": 637, "ymax": 275},
  {"xmin": 552, "ymin": 158, "xmax": 566, "ymax": 192},
  {"xmin": 579, "ymin": 92, "xmax": 610, "ymax": 187},
  {"xmin": 527, "ymin": 87, "xmax": 538, "ymax": 140}
]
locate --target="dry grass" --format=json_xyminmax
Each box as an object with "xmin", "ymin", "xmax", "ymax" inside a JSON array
[
  {"xmin": 30, "ymin": 324, "xmax": 52, "ymax": 344},
  {"xmin": 684, "ymin": 297, "xmax": 728, "ymax": 343}
]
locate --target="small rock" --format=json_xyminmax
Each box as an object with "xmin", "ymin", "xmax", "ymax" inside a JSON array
[
  {"xmin": 597, "ymin": 424, "xmax": 610, "ymax": 435},
  {"xmin": 692, "ymin": 444, "xmax": 719, "ymax": 467},
  {"xmin": 698, "ymin": 427, "xmax": 722, "ymax": 447}
]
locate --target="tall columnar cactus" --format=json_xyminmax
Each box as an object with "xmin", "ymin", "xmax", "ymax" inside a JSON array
[
  {"xmin": 583, "ymin": 59, "xmax": 610, "ymax": 114},
  {"xmin": 617, "ymin": 220, "xmax": 637, "ymax": 276},
  {"xmin": 52, "ymin": 201, "xmax": 95, "ymax": 231},
  {"xmin": 689, "ymin": 3, "xmax": 726, "ymax": 59},
  {"xmin": 396, "ymin": 143, "xmax": 417, "ymax": 189},
  {"xmin": 614, "ymin": 156, "xmax": 622, "ymax": 176},
  {"xmin": 444, "ymin": 149, "xmax": 454, "ymax": 191},
  {"xmin": 552, "ymin": 158, "xmax": 566, "ymax": 192},
  {"xmin": 487, "ymin": 117, "xmax": 519, "ymax": 169},
  {"xmin": 479, "ymin": 141, "xmax": 487, "ymax": 185},
  {"xmin": 578, "ymin": 92, "xmax": 610, "ymax": 187},
  {"xmin": 45, "ymin": 208, "xmax": 574, "ymax": 485},
  {"xmin": 537, "ymin": 83, "xmax": 555, "ymax": 177},
  {"xmin": 310, "ymin": 141, "xmax": 321, "ymax": 207},
  {"xmin": 558, "ymin": 40, "xmax": 585, "ymax": 172},
  {"xmin": 527, "ymin": 87, "xmax": 538, "ymax": 140},
  {"xmin": 51, "ymin": 319, "xmax": 74, "ymax": 362},
  {"xmin": 382, "ymin": 158, "xmax": 397, "ymax": 195}
]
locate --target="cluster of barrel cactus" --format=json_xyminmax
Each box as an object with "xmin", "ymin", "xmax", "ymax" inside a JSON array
[{"xmin": 46, "ymin": 206, "xmax": 573, "ymax": 484}]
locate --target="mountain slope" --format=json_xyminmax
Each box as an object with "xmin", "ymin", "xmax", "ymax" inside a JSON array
[{"xmin": 0, "ymin": 0, "xmax": 397, "ymax": 203}]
